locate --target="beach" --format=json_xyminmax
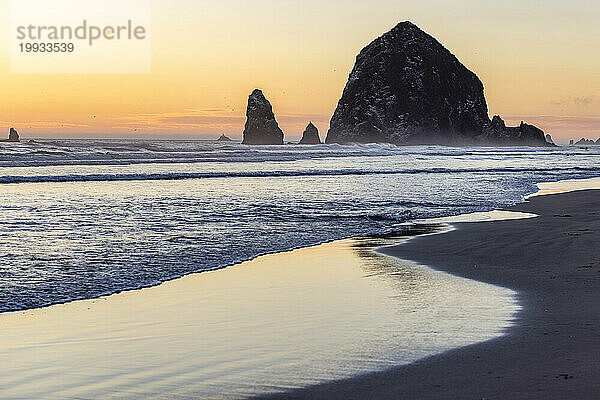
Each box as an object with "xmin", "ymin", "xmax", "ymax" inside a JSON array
[
  {"xmin": 0, "ymin": 226, "xmax": 517, "ymax": 399},
  {"xmin": 263, "ymin": 188, "xmax": 600, "ymax": 399},
  {"xmin": 5, "ymin": 1, "xmax": 600, "ymax": 398},
  {"xmin": 1, "ymin": 141, "xmax": 599, "ymax": 400}
]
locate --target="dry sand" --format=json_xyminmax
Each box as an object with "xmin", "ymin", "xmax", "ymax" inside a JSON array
[{"xmin": 261, "ymin": 189, "xmax": 600, "ymax": 400}]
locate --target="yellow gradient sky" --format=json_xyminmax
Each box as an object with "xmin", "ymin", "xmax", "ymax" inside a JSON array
[{"xmin": 0, "ymin": 0, "xmax": 599, "ymax": 143}]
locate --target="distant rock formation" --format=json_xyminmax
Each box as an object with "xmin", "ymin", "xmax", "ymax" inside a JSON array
[
  {"xmin": 325, "ymin": 22, "xmax": 551, "ymax": 146},
  {"xmin": 242, "ymin": 89, "xmax": 284, "ymax": 145},
  {"xmin": 299, "ymin": 122, "xmax": 322, "ymax": 144},
  {"xmin": 545, "ymin": 134, "xmax": 554, "ymax": 144},
  {"xmin": 0, "ymin": 128, "xmax": 20, "ymax": 142},
  {"xmin": 217, "ymin": 134, "xmax": 233, "ymax": 142},
  {"xmin": 570, "ymin": 139, "xmax": 574, "ymax": 145},
  {"xmin": 575, "ymin": 138, "xmax": 599, "ymax": 146},
  {"xmin": 483, "ymin": 117, "xmax": 549, "ymax": 146}
]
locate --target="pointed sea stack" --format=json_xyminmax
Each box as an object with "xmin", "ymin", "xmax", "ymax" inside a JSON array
[
  {"xmin": 299, "ymin": 122, "xmax": 321, "ymax": 144},
  {"xmin": 242, "ymin": 89, "xmax": 284, "ymax": 145},
  {"xmin": 325, "ymin": 22, "xmax": 550, "ymax": 146},
  {"xmin": 1, "ymin": 128, "xmax": 20, "ymax": 142}
]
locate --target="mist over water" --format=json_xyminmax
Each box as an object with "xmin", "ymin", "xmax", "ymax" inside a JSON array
[{"xmin": 1, "ymin": 139, "xmax": 599, "ymax": 312}]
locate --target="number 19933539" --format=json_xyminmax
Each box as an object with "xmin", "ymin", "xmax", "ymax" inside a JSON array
[{"xmin": 19, "ymin": 42, "xmax": 74, "ymax": 53}]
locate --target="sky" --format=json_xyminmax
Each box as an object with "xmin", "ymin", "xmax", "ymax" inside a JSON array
[{"xmin": 0, "ymin": 0, "xmax": 599, "ymax": 143}]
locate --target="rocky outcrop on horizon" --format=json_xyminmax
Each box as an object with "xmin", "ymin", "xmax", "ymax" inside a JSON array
[
  {"xmin": 0, "ymin": 128, "xmax": 20, "ymax": 142},
  {"xmin": 325, "ymin": 22, "xmax": 551, "ymax": 146},
  {"xmin": 482, "ymin": 116, "xmax": 549, "ymax": 146},
  {"xmin": 217, "ymin": 134, "xmax": 233, "ymax": 142},
  {"xmin": 242, "ymin": 89, "xmax": 284, "ymax": 145},
  {"xmin": 574, "ymin": 138, "xmax": 600, "ymax": 146},
  {"xmin": 545, "ymin": 134, "xmax": 554, "ymax": 144},
  {"xmin": 298, "ymin": 122, "xmax": 322, "ymax": 144}
]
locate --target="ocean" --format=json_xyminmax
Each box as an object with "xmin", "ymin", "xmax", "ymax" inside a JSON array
[{"xmin": 1, "ymin": 139, "xmax": 599, "ymax": 312}]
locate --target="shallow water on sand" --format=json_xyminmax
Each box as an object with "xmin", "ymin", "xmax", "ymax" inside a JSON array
[
  {"xmin": 0, "ymin": 230, "xmax": 519, "ymax": 399},
  {"xmin": 528, "ymin": 176, "xmax": 600, "ymax": 198}
]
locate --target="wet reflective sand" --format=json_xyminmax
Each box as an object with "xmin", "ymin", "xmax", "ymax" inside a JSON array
[
  {"xmin": 0, "ymin": 227, "xmax": 519, "ymax": 399},
  {"xmin": 528, "ymin": 176, "xmax": 600, "ymax": 198}
]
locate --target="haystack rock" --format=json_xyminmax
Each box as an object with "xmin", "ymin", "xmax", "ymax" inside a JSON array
[
  {"xmin": 1, "ymin": 128, "xmax": 20, "ymax": 142},
  {"xmin": 299, "ymin": 122, "xmax": 321, "ymax": 144},
  {"xmin": 242, "ymin": 89, "xmax": 284, "ymax": 145},
  {"xmin": 325, "ymin": 21, "xmax": 551, "ymax": 146}
]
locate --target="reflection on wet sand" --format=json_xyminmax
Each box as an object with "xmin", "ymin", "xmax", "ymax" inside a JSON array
[
  {"xmin": 0, "ymin": 227, "xmax": 517, "ymax": 400},
  {"xmin": 529, "ymin": 177, "xmax": 600, "ymax": 198},
  {"xmin": 351, "ymin": 225, "xmax": 447, "ymax": 299}
]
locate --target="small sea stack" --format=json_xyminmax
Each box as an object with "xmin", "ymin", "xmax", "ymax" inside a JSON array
[
  {"xmin": 299, "ymin": 122, "xmax": 322, "ymax": 144},
  {"xmin": 1, "ymin": 128, "xmax": 20, "ymax": 142},
  {"xmin": 242, "ymin": 89, "xmax": 284, "ymax": 145},
  {"xmin": 217, "ymin": 134, "xmax": 233, "ymax": 142}
]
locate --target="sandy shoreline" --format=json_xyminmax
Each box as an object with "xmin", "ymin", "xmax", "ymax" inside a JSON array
[
  {"xmin": 2, "ymin": 180, "xmax": 599, "ymax": 399},
  {"xmin": 0, "ymin": 225, "xmax": 517, "ymax": 399},
  {"xmin": 262, "ymin": 189, "xmax": 600, "ymax": 399}
]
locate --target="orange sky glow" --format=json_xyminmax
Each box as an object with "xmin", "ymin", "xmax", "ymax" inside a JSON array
[{"xmin": 1, "ymin": 0, "xmax": 599, "ymax": 144}]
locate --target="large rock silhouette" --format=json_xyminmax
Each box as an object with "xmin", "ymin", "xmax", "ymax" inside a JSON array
[
  {"xmin": 299, "ymin": 122, "xmax": 321, "ymax": 144},
  {"xmin": 325, "ymin": 22, "xmax": 550, "ymax": 146},
  {"xmin": 242, "ymin": 89, "xmax": 284, "ymax": 145}
]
